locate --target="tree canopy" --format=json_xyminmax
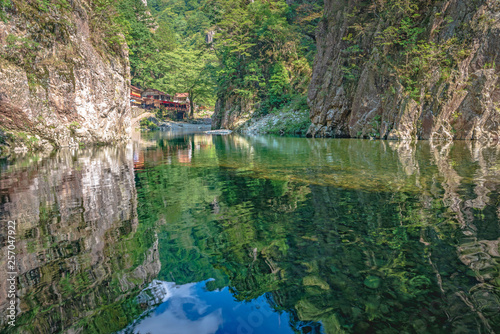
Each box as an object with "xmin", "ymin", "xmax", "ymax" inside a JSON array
[
  {"xmin": 204, "ymin": 0, "xmax": 323, "ymax": 114},
  {"xmin": 118, "ymin": 0, "xmax": 217, "ymax": 111},
  {"xmin": 117, "ymin": 0, "xmax": 324, "ymax": 116}
]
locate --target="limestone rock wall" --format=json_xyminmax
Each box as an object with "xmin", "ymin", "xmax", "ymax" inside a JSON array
[{"xmin": 0, "ymin": 0, "xmax": 131, "ymax": 152}]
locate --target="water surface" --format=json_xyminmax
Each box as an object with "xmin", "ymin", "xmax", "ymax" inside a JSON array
[{"xmin": 0, "ymin": 132, "xmax": 499, "ymax": 333}]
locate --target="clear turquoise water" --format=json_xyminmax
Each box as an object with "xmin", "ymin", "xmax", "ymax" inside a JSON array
[{"xmin": 1, "ymin": 131, "xmax": 499, "ymax": 333}]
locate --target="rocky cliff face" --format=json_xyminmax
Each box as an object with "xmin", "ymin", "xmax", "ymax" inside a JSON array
[
  {"xmin": 307, "ymin": 0, "xmax": 500, "ymax": 141},
  {"xmin": 212, "ymin": 95, "xmax": 254, "ymax": 130},
  {"xmin": 0, "ymin": 0, "xmax": 131, "ymax": 153}
]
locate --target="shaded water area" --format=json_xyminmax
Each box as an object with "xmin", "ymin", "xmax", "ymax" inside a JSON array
[{"xmin": 1, "ymin": 131, "xmax": 500, "ymax": 333}]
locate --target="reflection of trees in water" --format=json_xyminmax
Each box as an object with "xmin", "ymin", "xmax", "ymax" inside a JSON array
[
  {"xmin": 0, "ymin": 146, "xmax": 159, "ymax": 333},
  {"xmin": 149, "ymin": 136, "xmax": 500, "ymax": 333}
]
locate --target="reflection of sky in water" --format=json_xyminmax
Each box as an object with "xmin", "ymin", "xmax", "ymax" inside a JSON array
[{"xmin": 127, "ymin": 280, "xmax": 302, "ymax": 334}]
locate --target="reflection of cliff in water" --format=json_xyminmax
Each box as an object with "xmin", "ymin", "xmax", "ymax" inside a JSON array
[
  {"xmin": 301, "ymin": 140, "xmax": 499, "ymax": 333},
  {"xmin": 422, "ymin": 141, "xmax": 500, "ymax": 333},
  {"xmin": 291, "ymin": 141, "xmax": 500, "ymax": 333},
  {"xmin": 0, "ymin": 146, "xmax": 159, "ymax": 333}
]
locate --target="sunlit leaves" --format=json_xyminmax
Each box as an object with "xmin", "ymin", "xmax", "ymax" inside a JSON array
[{"xmin": 205, "ymin": 0, "xmax": 317, "ymax": 113}]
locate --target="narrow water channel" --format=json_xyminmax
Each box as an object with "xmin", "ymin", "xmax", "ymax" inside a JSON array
[{"xmin": 1, "ymin": 131, "xmax": 499, "ymax": 333}]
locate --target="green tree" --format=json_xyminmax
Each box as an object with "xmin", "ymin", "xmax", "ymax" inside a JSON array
[
  {"xmin": 154, "ymin": 22, "xmax": 178, "ymax": 52},
  {"xmin": 118, "ymin": 0, "xmax": 217, "ymax": 114},
  {"xmin": 151, "ymin": 48, "xmax": 216, "ymax": 116},
  {"xmin": 118, "ymin": 0, "xmax": 156, "ymax": 86},
  {"xmin": 204, "ymin": 0, "xmax": 319, "ymax": 115}
]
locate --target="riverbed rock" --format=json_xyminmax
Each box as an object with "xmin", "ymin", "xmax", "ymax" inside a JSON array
[
  {"xmin": 0, "ymin": 0, "xmax": 131, "ymax": 153},
  {"xmin": 307, "ymin": 0, "xmax": 500, "ymax": 141},
  {"xmin": 159, "ymin": 122, "xmax": 171, "ymax": 131},
  {"xmin": 147, "ymin": 116, "xmax": 160, "ymax": 125},
  {"xmin": 205, "ymin": 129, "xmax": 233, "ymax": 135}
]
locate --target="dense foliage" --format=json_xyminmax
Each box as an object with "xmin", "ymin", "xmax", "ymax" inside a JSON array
[
  {"xmin": 116, "ymin": 0, "xmax": 323, "ymax": 117},
  {"xmin": 117, "ymin": 0, "xmax": 217, "ymax": 114},
  {"xmin": 0, "ymin": 0, "xmax": 321, "ymax": 118},
  {"xmin": 206, "ymin": 0, "xmax": 323, "ymax": 114}
]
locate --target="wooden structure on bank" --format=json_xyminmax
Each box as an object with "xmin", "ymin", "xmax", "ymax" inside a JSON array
[
  {"xmin": 130, "ymin": 85, "xmax": 144, "ymax": 107},
  {"xmin": 174, "ymin": 93, "xmax": 190, "ymax": 103},
  {"xmin": 130, "ymin": 86, "xmax": 190, "ymax": 119},
  {"xmin": 131, "ymin": 85, "xmax": 142, "ymax": 98},
  {"xmin": 141, "ymin": 88, "xmax": 172, "ymax": 102}
]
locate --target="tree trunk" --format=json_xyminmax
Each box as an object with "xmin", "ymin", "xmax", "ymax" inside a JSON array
[{"xmin": 189, "ymin": 92, "xmax": 194, "ymax": 119}]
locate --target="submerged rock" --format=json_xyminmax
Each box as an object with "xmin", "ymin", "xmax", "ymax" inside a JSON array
[{"xmin": 159, "ymin": 122, "xmax": 171, "ymax": 131}]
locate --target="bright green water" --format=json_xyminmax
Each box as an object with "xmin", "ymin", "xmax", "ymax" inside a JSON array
[{"xmin": 1, "ymin": 132, "xmax": 499, "ymax": 333}]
